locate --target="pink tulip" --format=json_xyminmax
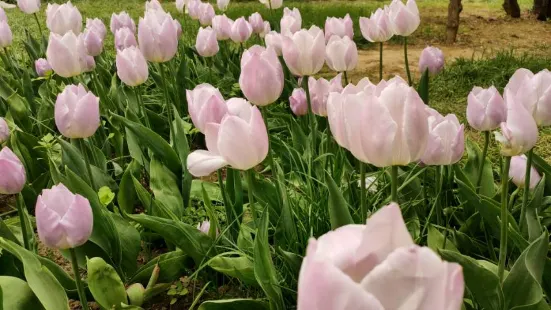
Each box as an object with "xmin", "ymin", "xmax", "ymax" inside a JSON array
[
  {"xmin": 138, "ymin": 9, "xmax": 179, "ymax": 63},
  {"xmin": 466, "ymin": 86, "xmax": 506, "ymax": 131},
  {"xmin": 86, "ymin": 18, "xmax": 107, "ymax": 40},
  {"xmin": 282, "ymin": 26, "xmax": 325, "ymax": 77},
  {"xmin": 341, "ymin": 77, "xmax": 376, "ymax": 95},
  {"xmin": 83, "ymin": 54, "xmax": 96, "ymax": 73},
  {"xmin": 145, "ymin": 0, "xmax": 163, "ymax": 11},
  {"xmin": 259, "ymin": 0, "xmax": 282, "ymax": 9},
  {"xmin": 265, "ymin": 31, "xmax": 283, "ymax": 56},
  {"xmin": 0, "ymin": 147, "xmax": 26, "ymax": 194},
  {"xmin": 46, "ymin": 2, "xmax": 82, "ymax": 35},
  {"xmin": 280, "ymin": 7, "xmax": 301, "ymax": 35},
  {"xmin": 212, "ymin": 14, "xmax": 233, "ymax": 40},
  {"xmin": 0, "ymin": 20, "xmax": 12, "ymax": 48},
  {"xmin": 297, "ymin": 203, "xmax": 464, "ymax": 310},
  {"xmin": 374, "ymin": 75, "xmax": 409, "ymax": 95},
  {"xmin": 198, "ymin": 2, "xmax": 215, "ymax": 26},
  {"xmin": 197, "ymin": 220, "xmax": 219, "ymax": 236},
  {"xmin": 419, "ymin": 46, "xmax": 444, "ymax": 75},
  {"xmin": 36, "ymin": 184, "xmax": 93, "ymax": 249},
  {"xmin": 0, "ymin": 117, "xmax": 9, "ymax": 143},
  {"xmin": 259, "ymin": 21, "xmax": 271, "ymax": 38},
  {"xmin": 17, "ymin": 0, "xmax": 40, "ymax": 14},
  {"xmin": 116, "ymin": 46, "xmax": 149, "ymax": 87},
  {"xmin": 495, "ymin": 89, "xmax": 538, "ymax": 156},
  {"xmin": 421, "ymin": 108, "xmax": 464, "ymax": 165},
  {"xmin": 360, "ymin": 7, "xmax": 394, "ymax": 43},
  {"xmin": 217, "ymin": 0, "xmax": 230, "ymax": 11},
  {"xmin": 114, "ymin": 27, "xmax": 137, "ymax": 51},
  {"xmin": 505, "ymin": 68, "xmax": 551, "ymax": 126},
  {"xmin": 388, "ymin": 0, "xmax": 420, "ymax": 36},
  {"xmin": 0, "ymin": 7, "xmax": 6, "ymax": 23},
  {"xmin": 240, "ymin": 45, "xmax": 284, "ymax": 106},
  {"xmin": 82, "ymin": 27, "xmax": 103, "ymax": 56},
  {"xmin": 186, "ymin": 84, "xmax": 228, "ymax": 133},
  {"xmin": 110, "ymin": 11, "xmax": 136, "ymax": 34},
  {"xmin": 175, "ymin": 0, "xmax": 187, "ymax": 13},
  {"xmin": 290, "ymin": 88, "xmax": 307, "ymax": 116},
  {"xmin": 188, "ymin": 0, "xmax": 201, "ymax": 20},
  {"xmin": 35, "ymin": 58, "xmax": 52, "ymax": 77},
  {"xmin": 55, "ymin": 84, "xmax": 100, "ymax": 139},
  {"xmin": 46, "ymin": 32, "xmax": 88, "ymax": 78},
  {"xmin": 230, "ymin": 17, "xmax": 252, "ymax": 43},
  {"xmin": 309, "ymin": 74, "xmax": 343, "ymax": 116},
  {"xmin": 510, "ymin": 155, "xmax": 542, "ymax": 189},
  {"xmin": 325, "ymin": 14, "xmax": 353, "ymax": 41},
  {"xmin": 187, "ymin": 99, "xmax": 269, "ymax": 176},
  {"xmin": 249, "ymin": 12, "xmax": 264, "ymax": 34},
  {"xmin": 325, "ymin": 36, "xmax": 358, "ymax": 73},
  {"xmin": 196, "ymin": 26, "xmax": 219, "ymax": 57}
]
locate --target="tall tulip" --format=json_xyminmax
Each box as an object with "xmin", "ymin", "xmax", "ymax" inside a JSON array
[
  {"xmin": 17, "ymin": 0, "xmax": 40, "ymax": 14},
  {"xmin": 297, "ymin": 203, "xmax": 464, "ymax": 310},
  {"xmin": 188, "ymin": 0, "xmax": 201, "ymax": 20},
  {"xmin": 138, "ymin": 9, "xmax": 179, "ymax": 63},
  {"xmin": 187, "ymin": 99, "xmax": 269, "ymax": 176},
  {"xmin": 46, "ymin": 2, "xmax": 82, "ymax": 35},
  {"xmin": 282, "ymin": 26, "xmax": 325, "ymax": 77},
  {"xmin": 230, "ymin": 17, "xmax": 252, "ymax": 43},
  {"xmin": 388, "ymin": 0, "xmax": 420, "ymax": 36},
  {"xmin": 505, "ymin": 68, "xmax": 551, "ymax": 127},
  {"xmin": 0, "ymin": 7, "xmax": 6, "ymax": 23},
  {"xmin": 280, "ymin": 7, "xmax": 301, "ymax": 35},
  {"xmin": 510, "ymin": 155, "xmax": 541, "ymax": 190},
  {"xmin": 421, "ymin": 109, "xmax": 464, "ymax": 165},
  {"xmin": 110, "ymin": 11, "xmax": 136, "ymax": 34},
  {"xmin": 86, "ymin": 18, "xmax": 107, "ymax": 40},
  {"xmin": 217, "ymin": 0, "xmax": 230, "ymax": 11},
  {"xmin": 116, "ymin": 46, "xmax": 149, "ymax": 87},
  {"xmin": 0, "ymin": 20, "xmax": 12, "ymax": 48},
  {"xmin": 198, "ymin": 2, "xmax": 215, "ymax": 26},
  {"xmin": 0, "ymin": 117, "xmax": 9, "ymax": 143},
  {"xmin": 324, "ymin": 14, "xmax": 353, "ymax": 41},
  {"xmin": 145, "ymin": 0, "xmax": 163, "ymax": 11},
  {"xmin": 114, "ymin": 27, "xmax": 137, "ymax": 51},
  {"xmin": 419, "ymin": 46, "xmax": 445, "ymax": 75},
  {"xmin": 55, "ymin": 84, "xmax": 100, "ymax": 139},
  {"xmin": 82, "ymin": 27, "xmax": 104, "ymax": 56},
  {"xmin": 175, "ymin": 0, "xmax": 187, "ymax": 13},
  {"xmin": 466, "ymin": 86, "xmax": 506, "ymax": 131},
  {"xmin": 265, "ymin": 31, "xmax": 283, "ymax": 56},
  {"xmin": 186, "ymin": 84, "xmax": 228, "ymax": 133},
  {"xmin": 249, "ymin": 12, "xmax": 264, "ymax": 34},
  {"xmin": 325, "ymin": 35, "xmax": 358, "ymax": 73},
  {"xmin": 196, "ymin": 26, "xmax": 219, "ymax": 57},
  {"xmin": 309, "ymin": 74, "xmax": 343, "ymax": 116},
  {"xmin": 212, "ymin": 14, "xmax": 233, "ymax": 40},
  {"xmin": 0, "ymin": 147, "xmax": 26, "ymax": 194},
  {"xmin": 259, "ymin": 21, "xmax": 271, "ymax": 38},
  {"xmin": 359, "ymin": 7, "xmax": 394, "ymax": 43},
  {"xmin": 46, "ymin": 31, "xmax": 88, "ymax": 78},
  {"xmin": 259, "ymin": 0, "xmax": 283, "ymax": 9},
  {"xmin": 239, "ymin": 45, "xmax": 284, "ymax": 106},
  {"xmin": 290, "ymin": 88, "xmax": 307, "ymax": 116}
]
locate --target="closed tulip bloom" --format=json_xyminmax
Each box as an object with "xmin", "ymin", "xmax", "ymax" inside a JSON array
[
  {"xmin": 0, "ymin": 147, "xmax": 26, "ymax": 194},
  {"xmin": 0, "ymin": 117, "xmax": 9, "ymax": 143},
  {"xmin": 110, "ymin": 11, "xmax": 136, "ymax": 34},
  {"xmin": 55, "ymin": 84, "xmax": 100, "ymax": 139},
  {"xmin": 466, "ymin": 86, "xmax": 506, "ymax": 131},
  {"xmin": 265, "ymin": 31, "xmax": 283, "ymax": 55},
  {"xmin": 230, "ymin": 17, "xmax": 252, "ymax": 43},
  {"xmin": 86, "ymin": 18, "xmax": 107, "ymax": 40},
  {"xmin": 388, "ymin": 0, "xmax": 420, "ymax": 36},
  {"xmin": 35, "ymin": 58, "xmax": 52, "ymax": 77},
  {"xmin": 175, "ymin": 0, "xmax": 187, "ymax": 13},
  {"xmin": 505, "ymin": 68, "xmax": 551, "ymax": 126},
  {"xmin": 198, "ymin": 2, "xmax": 215, "ymax": 26},
  {"xmin": 212, "ymin": 14, "xmax": 233, "ymax": 40},
  {"xmin": 341, "ymin": 77, "xmax": 376, "ymax": 95},
  {"xmin": 309, "ymin": 74, "xmax": 343, "ymax": 116},
  {"xmin": 259, "ymin": 0, "xmax": 283, "ymax": 9},
  {"xmin": 114, "ymin": 27, "xmax": 137, "ymax": 51},
  {"xmin": 116, "ymin": 46, "xmax": 149, "ymax": 87},
  {"xmin": 217, "ymin": 0, "xmax": 230, "ymax": 11},
  {"xmin": 240, "ymin": 45, "xmax": 284, "ymax": 106},
  {"xmin": 290, "ymin": 88, "xmax": 307, "ymax": 116},
  {"xmin": 248, "ymin": 12, "xmax": 264, "ymax": 34},
  {"xmin": 0, "ymin": 7, "xmax": 6, "ymax": 22},
  {"xmin": 138, "ymin": 9, "xmax": 179, "ymax": 63},
  {"xmin": 495, "ymin": 90, "xmax": 538, "ymax": 156},
  {"xmin": 282, "ymin": 26, "xmax": 325, "ymax": 77},
  {"xmin": 145, "ymin": 0, "xmax": 163, "ymax": 11},
  {"xmin": 36, "ymin": 184, "xmax": 93, "ymax": 249},
  {"xmin": 419, "ymin": 46, "xmax": 444, "ymax": 75},
  {"xmin": 187, "ymin": 99, "xmax": 269, "ymax": 176},
  {"xmin": 0, "ymin": 20, "xmax": 12, "ymax": 48},
  {"xmin": 297, "ymin": 203, "xmax": 464, "ymax": 310},
  {"xmin": 188, "ymin": 0, "xmax": 201, "ymax": 20},
  {"xmin": 259, "ymin": 21, "xmax": 271, "ymax": 38},
  {"xmin": 46, "ymin": 32, "xmax": 88, "ymax": 78},
  {"xmin": 82, "ymin": 27, "xmax": 103, "ymax": 56},
  {"xmin": 186, "ymin": 84, "xmax": 228, "ymax": 133},
  {"xmin": 421, "ymin": 109, "xmax": 464, "ymax": 165},
  {"xmin": 196, "ymin": 27, "xmax": 219, "ymax": 57},
  {"xmin": 325, "ymin": 14, "xmax": 353, "ymax": 41},
  {"xmin": 280, "ymin": 7, "xmax": 301, "ymax": 35},
  {"xmin": 46, "ymin": 2, "xmax": 82, "ymax": 35},
  {"xmin": 83, "ymin": 54, "xmax": 96, "ymax": 72},
  {"xmin": 510, "ymin": 155, "xmax": 542, "ymax": 189},
  {"xmin": 17, "ymin": 0, "xmax": 40, "ymax": 14},
  {"xmin": 325, "ymin": 36, "xmax": 358, "ymax": 73},
  {"xmin": 360, "ymin": 7, "xmax": 394, "ymax": 42}
]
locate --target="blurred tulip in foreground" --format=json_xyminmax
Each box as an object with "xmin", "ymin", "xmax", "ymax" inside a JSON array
[
  {"xmin": 240, "ymin": 45, "xmax": 284, "ymax": 106},
  {"xmin": 0, "ymin": 117, "xmax": 8, "ymax": 143},
  {"xmin": 280, "ymin": 7, "xmax": 301, "ymax": 35},
  {"xmin": 17, "ymin": 0, "xmax": 40, "ymax": 14},
  {"xmin": 212, "ymin": 14, "xmax": 233, "ymax": 40},
  {"xmin": 186, "ymin": 84, "xmax": 228, "ymax": 133},
  {"xmin": 325, "ymin": 14, "xmax": 353, "ymax": 41},
  {"xmin": 325, "ymin": 35, "xmax": 358, "ymax": 73},
  {"xmin": 309, "ymin": 74, "xmax": 343, "ymax": 116},
  {"xmin": 249, "ymin": 12, "xmax": 264, "ymax": 34},
  {"xmin": 282, "ymin": 26, "xmax": 325, "ymax": 77},
  {"xmin": 230, "ymin": 17, "xmax": 252, "ymax": 43},
  {"xmin": 0, "ymin": 147, "xmax": 26, "ymax": 195},
  {"xmin": 110, "ymin": 11, "xmax": 136, "ymax": 34},
  {"xmin": 0, "ymin": 7, "xmax": 6, "ymax": 22},
  {"xmin": 138, "ymin": 9, "xmax": 179, "ymax": 63},
  {"xmin": 145, "ymin": 0, "xmax": 163, "ymax": 11},
  {"xmin": 0, "ymin": 20, "xmax": 12, "ymax": 48},
  {"xmin": 116, "ymin": 46, "xmax": 149, "ymax": 87},
  {"xmin": 217, "ymin": 0, "xmax": 230, "ymax": 11},
  {"xmin": 290, "ymin": 88, "xmax": 307, "ymax": 116},
  {"xmin": 115, "ymin": 27, "xmax": 137, "ymax": 51},
  {"xmin": 259, "ymin": 21, "xmax": 271, "ymax": 38},
  {"xmin": 55, "ymin": 84, "xmax": 100, "ymax": 139},
  {"xmin": 510, "ymin": 155, "xmax": 542, "ymax": 189},
  {"xmin": 421, "ymin": 109, "xmax": 464, "ymax": 165},
  {"xmin": 46, "ymin": 2, "xmax": 82, "ymax": 35},
  {"xmin": 505, "ymin": 68, "xmax": 551, "ymax": 126},
  {"xmin": 265, "ymin": 31, "xmax": 283, "ymax": 55},
  {"xmin": 466, "ymin": 86, "xmax": 506, "ymax": 131},
  {"xmin": 188, "ymin": 0, "xmax": 201, "ymax": 20},
  {"xmin": 419, "ymin": 46, "xmax": 444, "ymax": 74},
  {"xmin": 196, "ymin": 26, "xmax": 219, "ymax": 57},
  {"xmin": 360, "ymin": 7, "xmax": 394, "ymax": 42},
  {"xmin": 35, "ymin": 58, "xmax": 52, "ymax": 77},
  {"xmin": 46, "ymin": 31, "xmax": 88, "ymax": 78},
  {"xmin": 388, "ymin": 0, "xmax": 420, "ymax": 36}
]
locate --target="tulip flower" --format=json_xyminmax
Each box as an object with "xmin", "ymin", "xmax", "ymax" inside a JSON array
[
  {"xmin": 197, "ymin": 220, "xmax": 219, "ymax": 236},
  {"xmin": 175, "ymin": 0, "xmax": 187, "ymax": 13},
  {"xmin": 421, "ymin": 109, "xmax": 464, "ymax": 165},
  {"xmin": 217, "ymin": 0, "xmax": 230, "ymax": 11},
  {"xmin": 46, "ymin": 2, "xmax": 82, "ymax": 35},
  {"xmin": 341, "ymin": 77, "xmax": 376, "ymax": 95},
  {"xmin": 0, "ymin": 20, "xmax": 12, "ymax": 48},
  {"xmin": 212, "ymin": 14, "xmax": 233, "ymax": 40},
  {"xmin": 0, "ymin": 147, "xmax": 26, "ymax": 194},
  {"xmin": 248, "ymin": 12, "xmax": 264, "ymax": 34},
  {"xmin": 495, "ymin": 90, "xmax": 538, "ymax": 156},
  {"xmin": 360, "ymin": 7, "xmax": 394, "ymax": 43},
  {"xmin": 188, "ymin": 0, "xmax": 201, "ymax": 20},
  {"xmin": 325, "ymin": 36, "xmax": 358, "ymax": 73},
  {"xmin": 259, "ymin": 21, "xmax": 271, "ymax": 38},
  {"xmin": 280, "ymin": 7, "xmax": 301, "ymax": 35},
  {"xmin": 110, "ymin": 11, "xmax": 136, "ymax": 34},
  {"xmin": 114, "ymin": 27, "xmax": 137, "ymax": 51},
  {"xmin": 510, "ymin": 155, "xmax": 542, "ymax": 189},
  {"xmin": 466, "ymin": 86, "xmax": 506, "ymax": 131},
  {"xmin": 145, "ymin": 0, "xmax": 163, "ymax": 11},
  {"xmin": 186, "ymin": 84, "xmax": 228, "ymax": 133},
  {"xmin": 46, "ymin": 31, "xmax": 88, "ymax": 78},
  {"xmin": 198, "ymin": 2, "xmax": 215, "ymax": 26},
  {"xmin": 36, "ymin": 184, "xmax": 93, "ymax": 249},
  {"xmin": 230, "ymin": 17, "xmax": 252, "ymax": 43},
  {"xmin": 290, "ymin": 88, "xmax": 307, "ymax": 116},
  {"xmin": 265, "ymin": 31, "xmax": 283, "ymax": 56},
  {"xmin": 138, "ymin": 9, "xmax": 179, "ymax": 63},
  {"xmin": 505, "ymin": 68, "xmax": 551, "ymax": 126},
  {"xmin": 85, "ymin": 18, "xmax": 107, "ymax": 40},
  {"xmin": 325, "ymin": 14, "xmax": 353, "ymax": 41},
  {"xmin": 55, "ymin": 84, "xmax": 100, "ymax": 139},
  {"xmin": 388, "ymin": 0, "xmax": 420, "ymax": 36},
  {"xmin": 196, "ymin": 27, "xmax": 219, "ymax": 57},
  {"xmin": 309, "ymin": 74, "xmax": 343, "ymax": 116},
  {"xmin": 116, "ymin": 46, "xmax": 149, "ymax": 87},
  {"xmin": 297, "ymin": 203, "xmax": 464, "ymax": 310},
  {"xmin": 35, "ymin": 58, "xmax": 52, "ymax": 77},
  {"xmin": 0, "ymin": 7, "xmax": 6, "ymax": 23},
  {"xmin": 282, "ymin": 26, "xmax": 325, "ymax": 77},
  {"xmin": 0, "ymin": 117, "xmax": 8, "ymax": 143},
  {"xmin": 240, "ymin": 45, "xmax": 284, "ymax": 106},
  {"xmin": 82, "ymin": 27, "xmax": 104, "ymax": 56},
  {"xmin": 17, "ymin": 0, "xmax": 40, "ymax": 14},
  {"xmin": 419, "ymin": 46, "xmax": 445, "ymax": 75},
  {"xmin": 259, "ymin": 0, "xmax": 282, "ymax": 9}
]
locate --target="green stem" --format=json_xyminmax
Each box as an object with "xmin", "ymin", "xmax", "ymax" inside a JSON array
[
  {"xmin": 246, "ymin": 169, "xmax": 258, "ymax": 225},
  {"xmin": 435, "ymin": 166, "xmax": 442, "ymax": 226},
  {"xmin": 360, "ymin": 161, "xmax": 366, "ymax": 220},
  {"xmin": 302, "ymin": 76, "xmax": 316, "ymax": 157},
  {"xmin": 343, "ymin": 71, "xmax": 349, "ymax": 85},
  {"xmin": 159, "ymin": 63, "xmax": 174, "ymax": 145},
  {"xmin": 16, "ymin": 194, "xmax": 30, "ymax": 250},
  {"xmin": 379, "ymin": 42, "xmax": 383, "ymax": 81},
  {"xmin": 79, "ymin": 139, "xmax": 96, "ymax": 191},
  {"xmin": 498, "ymin": 156, "xmax": 511, "ymax": 282},
  {"xmin": 69, "ymin": 248, "xmax": 89, "ymax": 310},
  {"xmin": 134, "ymin": 86, "xmax": 150, "ymax": 128},
  {"xmin": 476, "ymin": 131, "xmax": 490, "ymax": 194},
  {"xmin": 519, "ymin": 149, "xmax": 533, "ymax": 232},
  {"xmin": 403, "ymin": 37, "xmax": 412, "ymax": 86},
  {"xmin": 33, "ymin": 13, "xmax": 44, "ymax": 39},
  {"xmin": 391, "ymin": 166, "xmax": 399, "ymax": 202}
]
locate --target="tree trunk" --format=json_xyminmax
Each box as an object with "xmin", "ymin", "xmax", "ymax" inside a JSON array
[
  {"xmin": 446, "ymin": 0, "xmax": 463, "ymax": 43},
  {"xmin": 503, "ymin": 0, "xmax": 521, "ymax": 17},
  {"xmin": 534, "ymin": 0, "xmax": 544, "ymax": 16}
]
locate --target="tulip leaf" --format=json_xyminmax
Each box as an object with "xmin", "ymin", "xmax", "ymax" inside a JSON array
[
  {"xmin": 198, "ymin": 299, "xmax": 269, "ymax": 310},
  {"xmin": 87, "ymin": 257, "xmax": 128, "ymax": 309},
  {"xmin": 0, "ymin": 276, "xmax": 42, "ymax": 310},
  {"xmin": 208, "ymin": 253, "xmax": 257, "ymax": 285},
  {"xmin": 274, "ymin": 161, "xmax": 298, "ymax": 250},
  {"xmin": 111, "ymin": 214, "xmax": 141, "ymax": 278},
  {"xmin": 173, "ymin": 107, "xmax": 193, "ymax": 210},
  {"xmin": 117, "ymin": 160, "xmax": 141, "ymax": 214},
  {"xmin": 463, "ymin": 139, "xmax": 495, "ymax": 198},
  {"xmin": 0, "ymin": 238, "xmax": 69, "ymax": 310},
  {"xmin": 325, "ymin": 171, "xmax": 354, "ymax": 229},
  {"xmin": 201, "ymin": 184, "xmax": 220, "ymax": 240},
  {"xmin": 417, "ymin": 68, "xmax": 429, "ymax": 104},
  {"xmin": 128, "ymin": 250, "xmax": 192, "ymax": 285},
  {"xmin": 150, "ymin": 157, "xmax": 184, "ymax": 219},
  {"xmin": 427, "ymin": 224, "xmax": 459, "ymax": 253},
  {"xmin": 525, "ymin": 175, "xmax": 545, "ymax": 242},
  {"xmin": 131, "ymin": 176, "xmax": 177, "ymax": 220},
  {"xmin": 531, "ymin": 152, "xmax": 551, "ymax": 194}
]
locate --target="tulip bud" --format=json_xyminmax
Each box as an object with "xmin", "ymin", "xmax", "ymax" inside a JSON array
[
  {"xmin": 175, "ymin": 0, "xmax": 186, "ymax": 13},
  {"xmin": 510, "ymin": 155, "xmax": 542, "ymax": 190},
  {"xmin": 280, "ymin": 7, "xmax": 301, "ymax": 35},
  {"xmin": 359, "ymin": 7, "xmax": 394, "ymax": 43},
  {"xmin": 46, "ymin": 32, "xmax": 88, "ymax": 78},
  {"xmin": 83, "ymin": 54, "xmax": 96, "ymax": 73},
  {"xmin": 265, "ymin": 31, "xmax": 282, "ymax": 56},
  {"xmin": 126, "ymin": 283, "xmax": 145, "ymax": 307},
  {"xmin": 259, "ymin": 21, "xmax": 271, "ymax": 38},
  {"xmin": 114, "ymin": 27, "xmax": 137, "ymax": 51},
  {"xmin": 145, "ymin": 0, "xmax": 163, "ymax": 12},
  {"xmin": 198, "ymin": 2, "xmax": 215, "ymax": 26},
  {"xmin": 17, "ymin": 0, "xmax": 40, "ymax": 14},
  {"xmin": 87, "ymin": 257, "xmax": 128, "ymax": 309},
  {"xmin": 421, "ymin": 109, "xmax": 464, "ymax": 165},
  {"xmin": 188, "ymin": 0, "xmax": 201, "ymax": 20},
  {"xmin": 116, "ymin": 46, "xmax": 149, "ymax": 87},
  {"xmin": 248, "ymin": 12, "xmax": 264, "ymax": 34},
  {"xmin": 0, "ymin": 20, "xmax": 12, "ymax": 48},
  {"xmin": 186, "ymin": 84, "xmax": 228, "ymax": 133},
  {"xmin": 325, "ymin": 14, "xmax": 353, "ymax": 41},
  {"xmin": 282, "ymin": 26, "xmax": 326, "ymax": 77},
  {"xmin": 259, "ymin": 0, "xmax": 282, "ymax": 9},
  {"xmin": 217, "ymin": 0, "xmax": 230, "ymax": 11},
  {"xmin": 240, "ymin": 45, "xmax": 284, "ymax": 106},
  {"xmin": 36, "ymin": 183, "xmax": 93, "ymax": 249},
  {"xmin": 110, "ymin": 11, "xmax": 136, "ymax": 34},
  {"xmin": 505, "ymin": 68, "xmax": 551, "ymax": 127},
  {"xmin": 419, "ymin": 46, "xmax": 444, "ymax": 75},
  {"xmin": 325, "ymin": 36, "xmax": 358, "ymax": 73},
  {"xmin": 388, "ymin": 0, "xmax": 420, "ymax": 36},
  {"xmin": 466, "ymin": 86, "xmax": 506, "ymax": 131},
  {"xmin": 230, "ymin": 17, "xmax": 252, "ymax": 43},
  {"xmin": 138, "ymin": 9, "xmax": 179, "ymax": 63},
  {"xmin": 196, "ymin": 26, "xmax": 219, "ymax": 57},
  {"xmin": 197, "ymin": 220, "xmax": 219, "ymax": 236},
  {"xmin": 212, "ymin": 15, "xmax": 233, "ymax": 40},
  {"xmin": 0, "ymin": 147, "xmax": 25, "ymax": 194},
  {"xmin": 187, "ymin": 100, "xmax": 269, "ymax": 176},
  {"xmin": 82, "ymin": 27, "xmax": 104, "ymax": 56},
  {"xmin": 290, "ymin": 88, "xmax": 307, "ymax": 116},
  {"xmin": 35, "ymin": 58, "xmax": 52, "ymax": 77},
  {"xmin": 0, "ymin": 117, "xmax": 9, "ymax": 143},
  {"xmin": 86, "ymin": 18, "xmax": 107, "ymax": 40},
  {"xmin": 309, "ymin": 74, "xmax": 343, "ymax": 116},
  {"xmin": 55, "ymin": 84, "xmax": 100, "ymax": 139},
  {"xmin": 46, "ymin": 2, "xmax": 82, "ymax": 35}
]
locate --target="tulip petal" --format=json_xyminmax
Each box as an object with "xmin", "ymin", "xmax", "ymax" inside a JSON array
[
  {"xmin": 58, "ymin": 195, "xmax": 93, "ymax": 249},
  {"xmin": 217, "ymin": 116, "xmax": 261, "ymax": 170},
  {"xmin": 187, "ymin": 150, "xmax": 227, "ymax": 177},
  {"xmin": 35, "ymin": 195, "xmax": 66, "ymax": 248}
]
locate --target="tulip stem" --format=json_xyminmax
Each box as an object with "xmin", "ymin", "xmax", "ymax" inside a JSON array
[
  {"xmin": 246, "ymin": 169, "xmax": 258, "ymax": 225},
  {"xmin": 391, "ymin": 166, "xmax": 398, "ymax": 202},
  {"xmin": 69, "ymin": 248, "xmax": 89, "ymax": 310},
  {"xmin": 519, "ymin": 148, "xmax": 534, "ymax": 233},
  {"xmin": 360, "ymin": 162, "xmax": 366, "ymax": 220},
  {"xmin": 16, "ymin": 194, "xmax": 30, "ymax": 251},
  {"xmin": 134, "ymin": 86, "xmax": 150, "ymax": 128},
  {"xmin": 343, "ymin": 71, "xmax": 349, "ymax": 85},
  {"xmin": 498, "ymin": 156, "xmax": 511, "ymax": 283},
  {"xmin": 403, "ymin": 37, "xmax": 412, "ymax": 86},
  {"xmin": 159, "ymin": 63, "xmax": 174, "ymax": 145},
  {"xmin": 379, "ymin": 42, "xmax": 383, "ymax": 81},
  {"xmin": 79, "ymin": 139, "xmax": 96, "ymax": 191},
  {"xmin": 476, "ymin": 131, "xmax": 490, "ymax": 194},
  {"xmin": 33, "ymin": 13, "xmax": 44, "ymax": 40},
  {"xmin": 303, "ymin": 76, "xmax": 316, "ymax": 158}
]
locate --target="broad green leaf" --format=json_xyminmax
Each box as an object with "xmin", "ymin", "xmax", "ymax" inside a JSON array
[
  {"xmin": 525, "ymin": 175, "xmax": 545, "ymax": 242},
  {"xmin": 427, "ymin": 225, "xmax": 459, "ymax": 253},
  {"xmin": 531, "ymin": 153, "xmax": 551, "ymax": 194},
  {"xmin": 325, "ymin": 171, "xmax": 354, "ymax": 229},
  {"xmin": 150, "ymin": 157, "xmax": 184, "ymax": 219},
  {"xmin": 276, "ymin": 247, "xmax": 302, "ymax": 276},
  {"xmin": 198, "ymin": 299, "xmax": 268, "ymax": 310},
  {"xmin": 173, "ymin": 108, "xmax": 193, "ymax": 210},
  {"xmin": 201, "ymin": 184, "xmax": 220, "ymax": 240},
  {"xmin": 112, "ymin": 214, "xmax": 141, "ymax": 278},
  {"xmin": 87, "ymin": 257, "xmax": 128, "ymax": 309},
  {"xmin": 463, "ymin": 139, "xmax": 495, "ymax": 198},
  {"xmin": 131, "ymin": 176, "xmax": 176, "ymax": 220},
  {"xmin": 36, "ymin": 257, "xmax": 76, "ymax": 292},
  {"xmin": 98, "ymin": 186, "xmax": 115, "ymax": 207},
  {"xmin": 59, "ymin": 139, "xmax": 89, "ymax": 184},
  {"xmin": 0, "ymin": 218, "xmax": 19, "ymax": 245},
  {"xmin": 208, "ymin": 254, "xmax": 257, "ymax": 285},
  {"xmin": 118, "ymin": 161, "xmax": 141, "ymax": 213},
  {"xmin": 191, "ymin": 180, "xmax": 222, "ymax": 202},
  {"xmin": 274, "ymin": 161, "xmax": 297, "ymax": 250},
  {"xmin": 128, "ymin": 250, "xmax": 191, "ymax": 285},
  {"xmin": 237, "ymin": 224, "xmax": 254, "ymax": 253},
  {"xmin": 417, "ymin": 68, "xmax": 429, "ymax": 104},
  {"xmin": 0, "ymin": 276, "xmax": 42, "ymax": 310}
]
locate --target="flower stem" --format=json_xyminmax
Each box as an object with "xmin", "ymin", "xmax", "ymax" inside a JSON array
[
  {"xmin": 33, "ymin": 13, "xmax": 44, "ymax": 40},
  {"xmin": 159, "ymin": 63, "xmax": 174, "ymax": 144},
  {"xmin": 343, "ymin": 71, "xmax": 349, "ymax": 85},
  {"xmin": 79, "ymin": 139, "xmax": 96, "ymax": 191},
  {"xmin": 16, "ymin": 193, "xmax": 30, "ymax": 250},
  {"xmin": 246, "ymin": 169, "xmax": 258, "ymax": 225},
  {"xmin": 135, "ymin": 86, "xmax": 150, "ymax": 128},
  {"xmin": 302, "ymin": 76, "xmax": 316, "ymax": 158},
  {"xmin": 498, "ymin": 156, "xmax": 511, "ymax": 282},
  {"xmin": 360, "ymin": 161, "xmax": 366, "ymax": 220},
  {"xmin": 69, "ymin": 248, "xmax": 89, "ymax": 310},
  {"xmin": 476, "ymin": 131, "xmax": 490, "ymax": 194},
  {"xmin": 379, "ymin": 42, "xmax": 383, "ymax": 81},
  {"xmin": 391, "ymin": 166, "xmax": 398, "ymax": 202},
  {"xmin": 519, "ymin": 148, "xmax": 533, "ymax": 232},
  {"xmin": 403, "ymin": 37, "xmax": 412, "ymax": 86}
]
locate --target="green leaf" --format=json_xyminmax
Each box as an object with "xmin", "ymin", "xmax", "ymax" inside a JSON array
[
  {"xmin": 118, "ymin": 161, "xmax": 141, "ymax": 213},
  {"xmin": 208, "ymin": 253, "xmax": 257, "ymax": 285},
  {"xmin": 131, "ymin": 176, "xmax": 177, "ymax": 220},
  {"xmin": 0, "ymin": 238, "xmax": 69, "ymax": 310},
  {"xmin": 59, "ymin": 139, "xmax": 89, "ymax": 184},
  {"xmin": 201, "ymin": 184, "xmax": 220, "ymax": 240},
  {"xmin": 274, "ymin": 161, "xmax": 297, "ymax": 249},
  {"xmin": 427, "ymin": 225, "xmax": 459, "ymax": 253},
  {"xmin": 417, "ymin": 68, "xmax": 429, "ymax": 104},
  {"xmin": 150, "ymin": 157, "xmax": 184, "ymax": 219},
  {"xmin": 191, "ymin": 180, "xmax": 222, "ymax": 202},
  {"xmin": 36, "ymin": 257, "xmax": 76, "ymax": 292},
  {"xmin": 98, "ymin": 186, "xmax": 115, "ymax": 207},
  {"xmin": 463, "ymin": 139, "xmax": 495, "ymax": 198},
  {"xmin": 0, "ymin": 276, "xmax": 42, "ymax": 310},
  {"xmin": 87, "ymin": 257, "xmax": 128, "ymax": 309},
  {"xmin": 325, "ymin": 171, "xmax": 354, "ymax": 229},
  {"xmin": 128, "ymin": 251, "xmax": 191, "ymax": 285},
  {"xmin": 173, "ymin": 108, "xmax": 193, "ymax": 210},
  {"xmin": 531, "ymin": 152, "xmax": 551, "ymax": 194},
  {"xmin": 112, "ymin": 214, "xmax": 141, "ymax": 278},
  {"xmin": 198, "ymin": 299, "xmax": 268, "ymax": 310},
  {"xmin": 525, "ymin": 175, "xmax": 545, "ymax": 242}
]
